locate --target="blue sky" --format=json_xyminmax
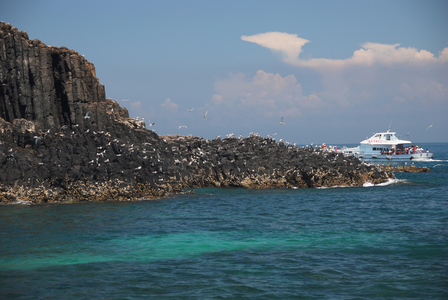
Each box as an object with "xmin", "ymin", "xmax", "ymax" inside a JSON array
[{"xmin": 3, "ymin": 0, "xmax": 447, "ymax": 144}]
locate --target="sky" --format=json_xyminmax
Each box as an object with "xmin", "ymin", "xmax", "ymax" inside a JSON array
[{"xmin": 2, "ymin": 0, "xmax": 448, "ymax": 145}]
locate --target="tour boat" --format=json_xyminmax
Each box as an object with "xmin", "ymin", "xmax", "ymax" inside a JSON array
[{"xmin": 341, "ymin": 129, "xmax": 433, "ymax": 161}]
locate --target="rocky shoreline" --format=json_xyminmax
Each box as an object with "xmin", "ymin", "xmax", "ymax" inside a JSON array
[
  {"xmin": 380, "ymin": 165, "xmax": 430, "ymax": 173},
  {"xmin": 0, "ymin": 22, "xmax": 403, "ymax": 204}
]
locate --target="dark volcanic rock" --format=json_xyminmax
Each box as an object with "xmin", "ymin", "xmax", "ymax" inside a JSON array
[
  {"xmin": 381, "ymin": 165, "xmax": 430, "ymax": 173},
  {"xmin": 0, "ymin": 22, "xmax": 395, "ymax": 204}
]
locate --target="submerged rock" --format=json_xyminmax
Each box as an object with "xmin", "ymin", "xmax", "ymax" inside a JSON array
[{"xmin": 0, "ymin": 22, "xmax": 395, "ymax": 204}]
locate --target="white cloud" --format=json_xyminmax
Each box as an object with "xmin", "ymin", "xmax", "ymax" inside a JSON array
[
  {"xmin": 241, "ymin": 32, "xmax": 310, "ymax": 66},
  {"xmin": 241, "ymin": 32, "xmax": 448, "ymax": 112},
  {"xmin": 347, "ymin": 43, "xmax": 437, "ymax": 67},
  {"xmin": 212, "ymin": 94, "xmax": 223, "ymax": 105},
  {"xmin": 160, "ymin": 98, "xmax": 179, "ymax": 111},
  {"xmin": 212, "ymin": 70, "xmax": 324, "ymax": 118},
  {"xmin": 242, "ymin": 32, "xmax": 448, "ymax": 71}
]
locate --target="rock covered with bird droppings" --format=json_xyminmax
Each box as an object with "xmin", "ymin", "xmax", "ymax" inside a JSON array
[{"xmin": 0, "ymin": 22, "xmax": 395, "ymax": 204}]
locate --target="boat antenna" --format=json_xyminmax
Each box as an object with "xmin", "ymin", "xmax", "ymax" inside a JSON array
[{"xmin": 388, "ymin": 118, "xmax": 392, "ymax": 132}]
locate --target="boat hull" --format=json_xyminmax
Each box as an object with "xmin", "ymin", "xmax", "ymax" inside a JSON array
[{"xmin": 355, "ymin": 152, "xmax": 434, "ymax": 161}]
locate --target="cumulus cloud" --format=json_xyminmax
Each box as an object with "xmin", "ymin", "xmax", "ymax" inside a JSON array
[
  {"xmin": 212, "ymin": 70, "xmax": 324, "ymax": 118},
  {"xmin": 241, "ymin": 32, "xmax": 310, "ymax": 65},
  {"xmin": 160, "ymin": 98, "xmax": 179, "ymax": 111},
  {"xmin": 241, "ymin": 32, "xmax": 448, "ymax": 111},
  {"xmin": 242, "ymin": 31, "xmax": 448, "ymax": 71}
]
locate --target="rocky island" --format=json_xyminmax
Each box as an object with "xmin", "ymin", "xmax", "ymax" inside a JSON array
[{"xmin": 0, "ymin": 22, "xmax": 395, "ymax": 204}]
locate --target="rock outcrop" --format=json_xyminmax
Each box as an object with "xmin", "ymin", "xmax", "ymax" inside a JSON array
[
  {"xmin": 381, "ymin": 165, "xmax": 430, "ymax": 173},
  {"xmin": 0, "ymin": 22, "xmax": 395, "ymax": 204}
]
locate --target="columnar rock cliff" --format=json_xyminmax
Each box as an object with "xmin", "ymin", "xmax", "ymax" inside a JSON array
[
  {"xmin": 0, "ymin": 22, "xmax": 395, "ymax": 204},
  {"xmin": 0, "ymin": 22, "xmax": 128, "ymax": 133}
]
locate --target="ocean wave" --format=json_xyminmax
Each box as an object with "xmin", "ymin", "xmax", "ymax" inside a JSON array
[
  {"xmin": 315, "ymin": 178, "xmax": 408, "ymax": 189},
  {"xmin": 363, "ymin": 178, "xmax": 408, "ymax": 187},
  {"xmin": 6, "ymin": 199, "xmax": 32, "ymax": 205},
  {"xmin": 316, "ymin": 185, "xmax": 350, "ymax": 189}
]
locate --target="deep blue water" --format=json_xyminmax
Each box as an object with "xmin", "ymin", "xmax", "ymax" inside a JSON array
[{"xmin": 1, "ymin": 143, "xmax": 447, "ymax": 299}]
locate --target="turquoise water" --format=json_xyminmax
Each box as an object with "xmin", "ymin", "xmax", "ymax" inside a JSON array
[{"xmin": 1, "ymin": 143, "xmax": 447, "ymax": 299}]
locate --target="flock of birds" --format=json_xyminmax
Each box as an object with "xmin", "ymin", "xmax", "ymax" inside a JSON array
[
  {"xmin": 177, "ymin": 108, "xmax": 207, "ymax": 129},
  {"xmin": 117, "ymin": 99, "xmax": 437, "ymax": 142}
]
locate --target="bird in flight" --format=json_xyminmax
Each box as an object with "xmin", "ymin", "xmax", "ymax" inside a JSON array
[
  {"xmin": 426, "ymin": 122, "xmax": 434, "ymax": 130},
  {"xmin": 179, "ymin": 125, "xmax": 187, "ymax": 129},
  {"xmin": 280, "ymin": 117, "xmax": 285, "ymax": 126},
  {"xmin": 186, "ymin": 108, "xmax": 194, "ymax": 112},
  {"xmin": 148, "ymin": 121, "xmax": 155, "ymax": 126},
  {"xmin": 204, "ymin": 111, "xmax": 208, "ymax": 119}
]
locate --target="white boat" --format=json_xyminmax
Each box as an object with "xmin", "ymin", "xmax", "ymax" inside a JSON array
[{"xmin": 342, "ymin": 129, "xmax": 433, "ymax": 161}]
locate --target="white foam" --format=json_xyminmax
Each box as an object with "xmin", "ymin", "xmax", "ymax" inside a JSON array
[
  {"xmin": 316, "ymin": 185, "xmax": 350, "ymax": 189},
  {"xmin": 313, "ymin": 178, "xmax": 409, "ymax": 189},
  {"xmin": 363, "ymin": 178, "xmax": 407, "ymax": 187},
  {"xmin": 7, "ymin": 199, "xmax": 32, "ymax": 205}
]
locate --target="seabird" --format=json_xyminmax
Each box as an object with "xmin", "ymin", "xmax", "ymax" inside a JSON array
[
  {"xmin": 204, "ymin": 111, "xmax": 208, "ymax": 119},
  {"xmin": 148, "ymin": 121, "xmax": 155, "ymax": 126},
  {"xmin": 426, "ymin": 122, "xmax": 434, "ymax": 130},
  {"xmin": 280, "ymin": 117, "xmax": 285, "ymax": 126},
  {"xmin": 84, "ymin": 112, "xmax": 90, "ymax": 119},
  {"xmin": 179, "ymin": 125, "xmax": 187, "ymax": 129},
  {"xmin": 33, "ymin": 136, "xmax": 40, "ymax": 145},
  {"xmin": 186, "ymin": 108, "xmax": 194, "ymax": 112},
  {"xmin": 122, "ymin": 99, "xmax": 130, "ymax": 102}
]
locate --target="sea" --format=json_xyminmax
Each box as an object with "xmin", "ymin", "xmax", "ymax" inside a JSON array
[{"xmin": 1, "ymin": 142, "xmax": 447, "ymax": 299}]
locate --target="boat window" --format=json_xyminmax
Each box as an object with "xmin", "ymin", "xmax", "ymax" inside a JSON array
[{"xmin": 385, "ymin": 134, "xmax": 390, "ymax": 140}]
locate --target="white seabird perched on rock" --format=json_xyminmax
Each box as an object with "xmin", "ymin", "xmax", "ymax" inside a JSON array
[{"xmin": 84, "ymin": 112, "xmax": 90, "ymax": 119}]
